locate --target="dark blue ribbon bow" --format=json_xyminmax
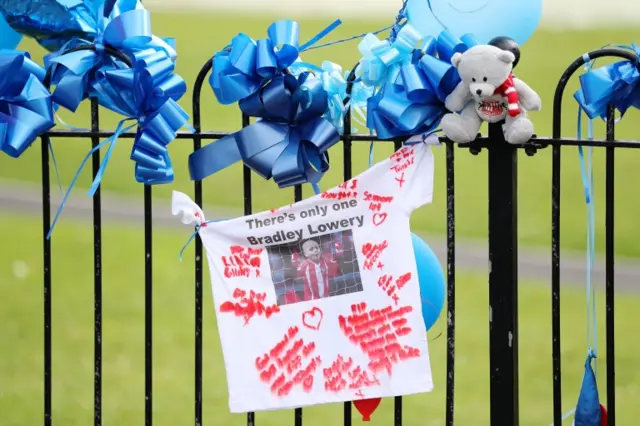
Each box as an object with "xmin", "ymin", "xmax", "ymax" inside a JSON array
[
  {"xmin": 189, "ymin": 72, "xmax": 340, "ymax": 189},
  {"xmin": 574, "ymin": 44, "xmax": 640, "ymax": 120},
  {"xmin": 364, "ymin": 28, "xmax": 478, "ymax": 139},
  {"xmin": 0, "ymin": 50, "xmax": 55, "ymax": 158}
]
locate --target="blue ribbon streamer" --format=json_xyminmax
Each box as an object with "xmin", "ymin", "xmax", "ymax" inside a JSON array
[
  {"xmin": 574, "ymin": 43, "xmax": 640, "ymax": 121},
  {"xmin": 0, "ymin": 50, "xmax": 55, "ymax": 159},
  {"xmin": 549, "ymin": 53, "xmax": 601, "ymax": 426},
  {"xmin": 361, "ymin": 26, "xmax": 478, "ymax": 139},
  {"xmin": 189, "ymin": 72, "xmax": 340, "ymax": 189},
  {"xmin": 44, "ymin": 1, "xmax": 190, "ymax": 238}
]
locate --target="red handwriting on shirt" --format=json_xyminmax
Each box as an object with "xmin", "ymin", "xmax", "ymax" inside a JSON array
[
  {"xmin": 323, "ymin": 354, "xmax": 380, "ymax": 394},
  {"xmin": 321, "ymin": 179, "xmax": 359, "ymax": 200},
  {"xmin": 221, "ymin": 246, "xmax": 263, "ymax": 278},
  {"xmin": 389, "ymin": 147, "xmax": 415, "ymax": 188},
  {"xmin": 338, "ymin": 302, "xmax": 420, "ymax": 376},
  {"xmin": 377, "ymin": 272, "xmax": 412, "ymax": 305},
  {"xmin": 361, "ymin": 241, "xmax": 389, "ymax": 270},
  {"xmin": 363, "ymin": 191, "xmax": 394, "ymax": 212},
  {"xmin": 255, "ymin": 326, "xmax": 322, "ymax": 397},
  {"xmin": 219, "ymin": 288, "xmax": 280, "ymax": 325}
]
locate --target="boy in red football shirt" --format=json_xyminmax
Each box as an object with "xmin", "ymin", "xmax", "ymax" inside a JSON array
[{"xmin": 297, "ymin": 239, "xmax": 340, "ymax": 301}]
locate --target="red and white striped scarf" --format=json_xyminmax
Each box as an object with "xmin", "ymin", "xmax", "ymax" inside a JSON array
[{"xmin": 494, "ymin": 74, "xmax": 520, "ymax": 117}]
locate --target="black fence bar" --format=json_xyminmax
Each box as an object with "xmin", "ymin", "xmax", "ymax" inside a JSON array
[
  {"xmin": 445, "ymin": 142, "xmax": 456, "ymax": 426},
  {"xmin": 294, "ymin": 183, "xmax": 303, "ymax": 426},
  {"xmin": 487, "ymin": 122, "xmax": 520, "ymax": 426},
  {"xmin": 342, "ymin": 104, "xmax": 354, "ymax": 426},
  {"xmin": 241, "ymin": 112, "xmax": 256, "ymax": 426},
  {"xmin": 144, "ymin": 185, "xmax": 153, "ymax": 426},
  {"xmin": 192, "ymin": 58, "xmax": 210, "ymax": 426},
  {"xmin": 90, "ymin": 98, "xmax": 104, "ymax": 426},
  {"xmin": 551, "ymin": 142, "xmax": 562, "ymax": 426},
  {"xmin": 392, "ymin": 139, "xmax": 404, "ymax": 426},
  {"xmin": 605, "ymin": 105, "xmax": 616, "ymax": 426},
  {"xmin": 41, "ymin": 134, "xmax": 53, "ymax": 426}
]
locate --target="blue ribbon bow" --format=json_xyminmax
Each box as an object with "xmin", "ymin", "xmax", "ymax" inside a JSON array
[
  {"xmin": 0, "ymin": 50, "xmax": 55, "ymax": 158},
  {"xmin": 189, "ymin": 72, "xmax": 340, "ymax": 189},
  {"xmin": 362, "ymin": 27, "xmax": 478, "ymax": 139},
  {"xmin": 210, "ymin": 19, "xmax": 341, "ymax": 105},
  {"xmin": 45, "ymin": 0, "xmax": 176, "ymax": 113},
  {"xmin": 574, "ymin": 44, "xmax": 640, "ymax": 120}
]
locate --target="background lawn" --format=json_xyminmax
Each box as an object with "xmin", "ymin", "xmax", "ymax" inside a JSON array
[{"xmin": 1, "ymin": 8, "xmax": 639, "ymax": 426}]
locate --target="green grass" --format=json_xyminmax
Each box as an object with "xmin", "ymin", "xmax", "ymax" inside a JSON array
[
  {"xmin": 1, "ymin": 210, "xmax": 639, "ymax": 426},
  {"xmin": 1, "ymin": 14, "xmax": 640, "ymax": 256}
]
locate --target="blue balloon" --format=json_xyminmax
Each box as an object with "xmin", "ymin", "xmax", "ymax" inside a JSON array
[
  {"xmin": 406, "ymin": 0, "xmax": 542, "ymax": 46},
  {"xmin": 411, "ymin": 233, "xmax": 446, "ymax": 331},
  {"xmin": 0, "ymin": 14, "xmax": 22, "ymax": 49}
]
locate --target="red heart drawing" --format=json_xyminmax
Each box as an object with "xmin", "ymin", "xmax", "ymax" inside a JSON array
[
  {"xmin": 372, "ymin": 212, "xmax": 387, "ymax": 226},
  {"xmin": 302, "ymin": 375, "xmax": 314, "ymax": 391},
  {"xmin": 302, "ymin": 307, "xmax": 323, "ymax": 331}
]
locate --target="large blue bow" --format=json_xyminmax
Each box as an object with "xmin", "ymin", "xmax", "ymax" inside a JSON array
[
  {"xmin": 363, "ymin": 28, "xmax": 478, "ymax": 139},
  {"xmin": 189, "ymin": 72, "xmax": 340, "ymax": 189},
  {"xmin": 45, "ymin": 0, "xmax": 176, "ymax": 113},
  {"xmin": 0, "ymin": 50, "xmax": 55, "ymax": 158},
  {"xmin": 93, "ymin": 47, "xmax": 189, "ymax": 186},
  {"xmin": 574, "ymin": 44, "xmax": 640, "ymax": 120},
  {"xmin": 47, "ymin": 46, "xmax": 188, "ymax": 238},
  {"xmin": 210, "ymin": 19, "xmax": 341, "ymax": 105}
]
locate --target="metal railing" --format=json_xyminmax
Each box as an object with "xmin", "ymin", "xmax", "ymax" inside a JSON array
[{"xmin": 35, "ymin": 47, "xmax": 637, "ymax": 426}]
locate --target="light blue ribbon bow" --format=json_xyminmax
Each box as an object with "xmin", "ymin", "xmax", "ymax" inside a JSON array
[
  {"xmin": 364, "ymin": 28, "xmax": 478, "ymax": 139},
  {"xmin": 574, "ymin": 43, "xmax": 640, "ymax": 120},
  {"xmin": 189, "ymin": 72, "xmax": 340, "ymax": 189},
  {"xmin": 288, "ymin": 60, "xmax": 373, "ymax": 134},
  {"xmin": 0, "ymin": 50, "xmax": 55, "ymax": 158},
  {"xmin": 209, "ymin": 19, "xmax": 341, "ymax": 105}
]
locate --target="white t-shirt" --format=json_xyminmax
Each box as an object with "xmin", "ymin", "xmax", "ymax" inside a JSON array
[{"xmin": 172, "ymin": 141, "xmax": 436, "ymax": 413}]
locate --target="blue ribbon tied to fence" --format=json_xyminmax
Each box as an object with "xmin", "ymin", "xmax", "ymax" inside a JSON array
[
  {"xmin": 361, "ymin": 26, "xmax": 478, "ymax": 139},
  {"xmin": 0, "ymin": 50, "xmax": 55, "ymax": 158},
  {"xmin": 574, "ymin": 43, "xmax": 640, "ymax": 120},
  {"xmin": 210, "ymin": 19, "xmax": 340, "ymax": 105},
  {"xmin": 45, "ymin": 0, "xmax": 177, "ymax": 113},
  {"xmin": 189, "ymin": 72, "xmax": 340, "ymax": 189}
]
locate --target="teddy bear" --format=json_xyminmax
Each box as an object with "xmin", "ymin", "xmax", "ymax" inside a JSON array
[{"xmin": 440, "ymin": 44, "xmax": 542, "ymax": 144}]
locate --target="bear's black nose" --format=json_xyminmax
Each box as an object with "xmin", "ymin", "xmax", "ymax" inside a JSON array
[{"xmin": 476, "ymin": 89, "xmax": 483, "ymax": 95}]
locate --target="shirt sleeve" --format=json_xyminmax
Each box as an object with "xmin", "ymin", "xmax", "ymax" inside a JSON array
[{"xmin": 389, "ymin": 142, "xmax": 435, "ymax": 214}]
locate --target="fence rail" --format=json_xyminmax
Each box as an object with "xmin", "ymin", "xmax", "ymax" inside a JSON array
[{"xmin": 34, "ymin": 47, "xmax": 634, "ymax": 426}]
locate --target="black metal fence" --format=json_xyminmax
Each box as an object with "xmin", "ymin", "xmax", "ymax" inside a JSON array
[{"xmin": 36, "ymin": 47, "xmax": 636, "ymax": 426}]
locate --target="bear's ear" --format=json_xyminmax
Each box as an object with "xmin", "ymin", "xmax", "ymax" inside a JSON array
[
  {"xmin": 497, "ymin": 50, "xmax": 516, "ymax": 64},
  {"xmin": 451, "ymin": 52, "xmax": 463, "ymax": 68}
]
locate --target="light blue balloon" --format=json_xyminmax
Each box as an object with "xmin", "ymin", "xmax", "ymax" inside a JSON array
[
  {"xmin": 0, "ymin": 15, "xmax": 22, "ymax": 49},
  {"xmin": 411, "ymin": 233, "xmax": 446, "ymax": 331},
  {"xmin": 406, "ymin": 0, "xmax": 542, "ymax": 46}
]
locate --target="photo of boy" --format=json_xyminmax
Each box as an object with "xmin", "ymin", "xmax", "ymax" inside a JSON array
[
  {"xmin": 267, "ymin": 229, "xmax": 363, "ymax": 306},
  {"xmin": 297, "ymin": 239, "xmax": 340, "ymax": 301}
]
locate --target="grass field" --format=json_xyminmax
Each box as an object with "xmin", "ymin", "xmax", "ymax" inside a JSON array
[
  {"xmin": 0, "ymin": 211, "xmax": 639, "ymax": 425},
  {"xmin": 0, "ymin": 13, "xmax": 639, "ymax": 256}
]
